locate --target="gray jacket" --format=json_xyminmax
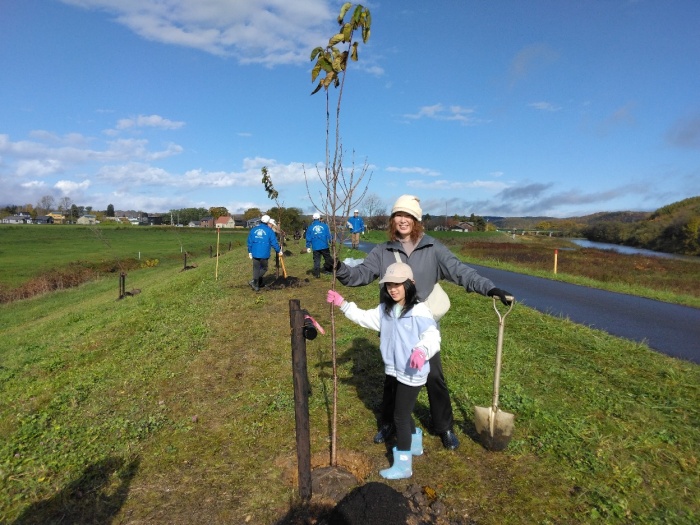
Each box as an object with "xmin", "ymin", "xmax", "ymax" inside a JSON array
[{"xmin": 336, "ymin": 235, "xmax": 495, "ymax": 301}]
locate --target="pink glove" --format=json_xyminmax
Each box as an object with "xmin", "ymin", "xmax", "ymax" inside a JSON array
[
  {"xmin": 409, "ymin": 348, "xmax": 426, "ymax": 371},
  {"xmin": 326, "ymin": 289, "xmax": 345, "ymax": 307}
]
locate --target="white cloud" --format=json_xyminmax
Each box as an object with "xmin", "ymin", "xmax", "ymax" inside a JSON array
[
  {"xmin": 406, "ymin": 179, "xmax": 508, "ymax": 191},
  {"xmin": 529, "ymin": 101, "xmax": 561, "ymax": 112},
  {"xmin": 116, "ymin": 114, "xmax": 185, "ymax": 130},
  {"xmin": 60, "ymin": 0, "xmax": 335, "ymax": 66},
  {"xmin": 16, "ymin": 159, "xmax": 64, "ymax": 178},
  {"xmin": 97, "ymin": 163, "xmax": 172, "ymax": 185},
  {"xmin": 403, "ymin": 103, "xmax": 481, "ymax": 125},
  {"xmin": 386, "ymin": 166, "xmax": 440, "ymax": 177},
  {"xmin": 55, "ymin": 179, "xmax": 92, "ymax": 193},
  {"xmin": 20, "ymin": 180, "xmax": 48, "ymax": 189},
  {"xmin": 0, "ymin": 132, "xmax": 184, "ymax": 181}
]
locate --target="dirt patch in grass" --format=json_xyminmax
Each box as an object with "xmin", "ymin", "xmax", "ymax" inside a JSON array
[
  {"xmin": 274, "ymin": 450, "xmax": 485, "ymax": 524},
  {"xmin": 266, "ymin": 276, "xmax": 311, "ymax": 289}
]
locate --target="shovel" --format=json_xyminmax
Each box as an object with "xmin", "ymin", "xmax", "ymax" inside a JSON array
[
  {"xmin": 279, "ymin": 254, "xmax": 288, "ymax": 278},
  {"xmin": 474, "ymin": 295, "xmax": 515, "ymax": 451}
]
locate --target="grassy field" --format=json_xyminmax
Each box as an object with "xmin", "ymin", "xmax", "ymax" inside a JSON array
[
  {"xmin": 0, "ymin": 225, "xmax": 243, "ymax": 301},
  {"xmin": 0, "ymin": 225, "xmax": 698, "ymax": 523}
]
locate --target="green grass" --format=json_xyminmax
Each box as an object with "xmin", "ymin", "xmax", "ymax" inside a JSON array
[
  {"xmin": 0, "ymin": 227, "xmax": 698, "ymax": 523},
  {"xmin": 0, "ymin": 224, "xmax": 242, "ymax": 288}
]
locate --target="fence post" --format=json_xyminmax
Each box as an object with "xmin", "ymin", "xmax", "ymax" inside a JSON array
[
  {"xmin": 119, "ymin": 272, "xmax": 126, "ymax": 299},
  {"xmin": 554, "ymin": 249, "xmax": 558, "ymax": 274},
  {"xmin": 290, "ymin": 299, "xmax": 312, "ymax": 502}
]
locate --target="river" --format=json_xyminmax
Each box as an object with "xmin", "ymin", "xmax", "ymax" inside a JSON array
[{"xmin": 570, "ymin": 239, "xmax": 697, "ymax": 261}]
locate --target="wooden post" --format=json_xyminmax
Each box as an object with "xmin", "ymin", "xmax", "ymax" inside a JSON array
[
  {"xmin": 119, "ymin": 272, "xmax": 126, "ymax": 299},
  {"xmin": 290, "ymin": 299, "xmax": 312, "ymax": 502},
  {"xmin": 215, "ymin": 228, "xmax": 220, "ymax": 280},
  {"xmin": 554, "ymin": 249, "xmax": 558, "ymax": 274},
  {"xmin": 183, "ymin": 252, "xmax": 187, "ymax": 270}
]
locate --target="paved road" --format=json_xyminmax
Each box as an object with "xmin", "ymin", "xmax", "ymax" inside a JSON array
[{"xmin": 346, "ymin": 239, "xmax": 700, "ymax": 364}]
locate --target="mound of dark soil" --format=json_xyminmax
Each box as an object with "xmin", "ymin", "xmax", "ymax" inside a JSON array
[
  {"xmin": 327, "ymin": 482, "xmax": 410, "ymax": 524},
  {"xmin": 266, "ymin": 276, "xmax": 309, "ymax": 289}
]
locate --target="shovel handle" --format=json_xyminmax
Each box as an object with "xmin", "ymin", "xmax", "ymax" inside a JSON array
[
  {"xmin": 492, "ymin": 295, "xmax": 515, "ymax": 321},
  {"xmin": 279, "ymin": 255, "xmax": 288, "ymax": 278},
  {"xmin": 491, "ymin": 296, "xmax": 514, "ymax": 412}
]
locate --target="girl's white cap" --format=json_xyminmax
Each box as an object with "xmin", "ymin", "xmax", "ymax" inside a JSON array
[{"xmin": 379, "ymin": 262, "xmax": 414, "ymax": 283}]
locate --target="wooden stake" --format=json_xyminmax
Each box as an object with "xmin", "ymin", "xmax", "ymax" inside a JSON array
[
  {"xmin": 289, "ymin": 299, "xmax": 312, "ymax": 502},
  {"xmin": 215, "ymin": 228, "xmax": 220, "ymax": 280}
]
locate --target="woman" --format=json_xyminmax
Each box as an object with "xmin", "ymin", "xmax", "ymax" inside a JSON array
[
  {"xmin": 327, "ymin": 262, "xmax": 440, "ymax": 479},
  {"xmin": 335, "ymin": 195, "xmax": 513, "ymax": 450}
]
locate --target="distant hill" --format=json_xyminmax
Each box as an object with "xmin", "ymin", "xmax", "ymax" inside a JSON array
[
  {"xmin": 486, "ymin": 196, "xmax": 699, "ymax": 256},
  {"xmin": 486, "ymin": 211, "xmax": 651, "ymax": 230},
  {"xmin": 581, "ymin": 196, "xmax": 700, "ymax": 256},
  {"xmin": 573, "ymin": 211, "xmax": 651, "ymax": 224}
]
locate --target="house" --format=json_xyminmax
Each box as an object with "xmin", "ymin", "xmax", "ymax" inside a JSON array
[
  {"xmin": 200, "ymin": 216, "xmax": 215, "ymax": 228},
  {"xmin": 215, "ymin": 215, "xmax": 236, "ymax": 229},
  {"xmin": 145, "ymin": 215, "xmax": 163, "ymax": 226},
  {"xmin": 77, "ymin": 214, "xmax": 97, "ymax": 225},
  {"xmin": 2, "ymin": 215, "xmax": 31, "ymax": 224},
  {"xmin": 35, "ymin": 215, "xmax": 55, "ymax": 224},
  {"xmin": 47, "ymin": 212, "xmax": 65, "ymax": 224},
  {"xmin": 451, "ymin": 222, "xmax": 475, "ymax": 232},
  {"xmin": 188, "ymin": 220, "xmax": 201, "ymax": 228}
]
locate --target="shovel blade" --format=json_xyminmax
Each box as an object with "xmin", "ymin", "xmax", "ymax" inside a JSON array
[{"xmin": 474, "ymin": 406, "xmax": 515, "ymax": 451}]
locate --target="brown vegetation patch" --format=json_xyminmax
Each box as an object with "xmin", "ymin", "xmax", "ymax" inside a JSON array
[{"xmin": 0, "ymin": 259, "xmax": 143, "ymax": 304}]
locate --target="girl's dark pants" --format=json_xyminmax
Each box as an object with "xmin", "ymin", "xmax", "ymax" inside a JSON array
[
  {"xmin": 379, "ymin": 352, "xmax": 453, "ymax": 435},
  {"xmin": 394, "ymin": 381, "xmax": 421, "ymax": 451}
]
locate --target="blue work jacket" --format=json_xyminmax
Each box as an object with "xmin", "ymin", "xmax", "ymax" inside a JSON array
[{"xmin": 248, "ymin": 223, "xmax": 281, "ymax": 258}]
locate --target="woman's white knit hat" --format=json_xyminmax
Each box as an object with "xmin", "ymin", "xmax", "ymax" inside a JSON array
[{"xmin": 391, "ymin": 195, "xmax": 422, "ymax": 221}]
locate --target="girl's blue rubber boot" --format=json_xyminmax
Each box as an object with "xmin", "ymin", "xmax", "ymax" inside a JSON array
[
  {"xmin": 411, "ymin": 428, "xmax": 423, "ymax": 456},
  {"xmin": 380, "ymin": 448, "xmax": 412, "ymax": 480}
]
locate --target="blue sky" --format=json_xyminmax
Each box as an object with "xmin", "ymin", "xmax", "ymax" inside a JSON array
[{"xmin": 1, "ymin": 0, "xmax": 698, "ymax": 219}]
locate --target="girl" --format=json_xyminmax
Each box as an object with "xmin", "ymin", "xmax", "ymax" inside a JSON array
[{"xmin": 326, "ymin": 262, "xmax": 440, "ymax": 479}]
